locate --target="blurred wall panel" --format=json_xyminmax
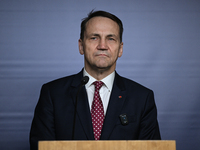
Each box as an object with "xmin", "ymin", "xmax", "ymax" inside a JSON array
[{"xmin": 0, "ymin": 0, "xmax": 199, "ymax": 150}]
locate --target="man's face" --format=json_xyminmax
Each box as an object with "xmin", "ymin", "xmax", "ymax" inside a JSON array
[{"xmin": 79, "ymin": 16, "xmax": 123, "ymax": 74}]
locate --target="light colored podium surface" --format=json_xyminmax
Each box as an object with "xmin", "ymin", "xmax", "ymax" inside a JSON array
[{"xmin": 39, "ymin": 140, "xmax": 176, "ymax": 150}]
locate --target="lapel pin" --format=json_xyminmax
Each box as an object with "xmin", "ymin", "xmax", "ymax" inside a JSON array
[{"xmin": 119, "ymin": 96, "xmax": 122, "ymax": 98}]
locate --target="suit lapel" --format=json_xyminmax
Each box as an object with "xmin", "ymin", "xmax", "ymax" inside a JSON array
[
  {"xmin": 70, "ymin": 70, "xmax": 94, "ymax": 140},
  {"xmin": 100, "ymin": 72, "xmax": 127, "ymax": 140},
  {"xmin": 69, "ymin": 71, "xmax": 127, "ymax": 140}
]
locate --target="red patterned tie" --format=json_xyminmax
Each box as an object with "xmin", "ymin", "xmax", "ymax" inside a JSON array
[{"xmin": 91, "ymin": 81, "xmax": 104, "ymax": 140}]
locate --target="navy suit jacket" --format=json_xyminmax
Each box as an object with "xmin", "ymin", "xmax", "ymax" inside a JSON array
[{"xmin": 30, "ymin": 70, "xmax": 161, "ymax": 150}]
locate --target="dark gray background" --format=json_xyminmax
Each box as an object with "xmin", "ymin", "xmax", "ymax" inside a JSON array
[{"xmin": 0, "ymin": 0, "xmax": 200, "ymax": 150}]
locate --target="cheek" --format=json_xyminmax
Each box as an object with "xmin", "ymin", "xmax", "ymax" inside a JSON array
[
  {"xmin": 84, "ymin": 50, "xmax": 94, "ymax": 61},
  {"xmin": 112, "ymin": 47, "xmax": 122, "ymax": 57}
]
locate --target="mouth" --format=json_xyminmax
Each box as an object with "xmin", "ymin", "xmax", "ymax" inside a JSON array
[
  {"xmin": 95, "ymin": 53, "xmax": 109, "ymax": 57},
  {"xmin": 98, "ymin": 54, "xmax": 107, "ymax": 57}
]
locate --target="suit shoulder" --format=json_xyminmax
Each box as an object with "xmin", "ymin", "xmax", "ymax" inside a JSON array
[
  {"xmin": 41, "ymin": 73, "xmax": 78, "ymax": 91},
  {"xmin": 117, "ymin": 74, "xmax": 153, "ymax": 93}
]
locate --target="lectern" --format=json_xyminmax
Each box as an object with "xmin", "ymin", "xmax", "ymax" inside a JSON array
[{"xmin": 39, "ymin": 140, "xmax": 176, "ymax": 150}]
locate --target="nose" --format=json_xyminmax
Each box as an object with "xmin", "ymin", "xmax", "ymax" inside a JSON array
[{"xmin": 97, "ymin": 39, "xmax": 108, "ymax": 50}]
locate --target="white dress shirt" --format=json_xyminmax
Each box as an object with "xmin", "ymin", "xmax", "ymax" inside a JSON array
[{"xmin": 83, "ymin": 68, "xmax": 115, "ymax": 115}]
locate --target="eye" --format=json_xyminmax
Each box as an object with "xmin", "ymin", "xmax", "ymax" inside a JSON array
[
  {"xmin": 91, "ymin": 37, "xmax": 97, "ymax": 40},
  {"xmin": 108, "ymin": 37, "xmax": 116, "ymax": 41}
]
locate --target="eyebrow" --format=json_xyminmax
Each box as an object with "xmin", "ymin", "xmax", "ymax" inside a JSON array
[
  {"xmin": 107, "ymin": 34, "xmax": 117, "ymax": 38},
  {"xmin": 90, "ymin": 33, "xmax": 100, "ymax": 37},
  {"xmin": 90, "ymin": 33, "xmax": 117, "ymax": 38}
]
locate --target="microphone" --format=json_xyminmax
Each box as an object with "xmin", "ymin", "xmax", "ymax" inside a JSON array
[
  {"xmin": 81, "ymin": 76, "xmax": 89, "ymax": 85},
  {"xmin": 72, "ymin": 76, "xmax": 89, "ymax": 140}
]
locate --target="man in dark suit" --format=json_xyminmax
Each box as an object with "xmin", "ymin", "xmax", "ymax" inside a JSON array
[{"xmin": 30, "ymin": 10, "xmax": 161, "ymax": 150}]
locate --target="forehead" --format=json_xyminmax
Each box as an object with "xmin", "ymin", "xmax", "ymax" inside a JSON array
[{"xmin": 85, "ymin": 16, "xmax": 120, "ymax": 35}]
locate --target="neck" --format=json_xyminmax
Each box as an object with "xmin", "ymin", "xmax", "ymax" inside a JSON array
[{"xmin": 85, "ymin": 67, "xmax": 115, "ymax": 81}]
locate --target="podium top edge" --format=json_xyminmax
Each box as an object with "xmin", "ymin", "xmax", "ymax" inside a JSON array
[{"xmin": 39, "ymin": 140, "xmax": 176, "ymax": 143}]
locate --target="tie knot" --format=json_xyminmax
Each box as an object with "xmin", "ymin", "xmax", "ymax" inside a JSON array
[{"xmin": 93, "ymin": 81, "xmax": 104, "ymax": 91}]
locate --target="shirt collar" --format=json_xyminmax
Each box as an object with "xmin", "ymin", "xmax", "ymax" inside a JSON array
[{"xmin": 83, "ymin": 68, "xmax": 115, "ymax": 91}]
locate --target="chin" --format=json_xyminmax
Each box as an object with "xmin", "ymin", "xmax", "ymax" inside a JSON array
[
  {"xmin": 96, "ymin": 64, "xmax": 108, "ymax": 68},
  {"xmin": 96, "ymin": 65, "xmax": 112, "ymax": 70}
]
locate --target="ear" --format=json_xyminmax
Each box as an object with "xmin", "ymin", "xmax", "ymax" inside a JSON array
[
  {"xmin": 118, "ymin": 42, "xmax": 123, "ymax": 57},
  {"xmin": 78, "ymin": 39, "xmax": 84, "ymax": 55}
]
